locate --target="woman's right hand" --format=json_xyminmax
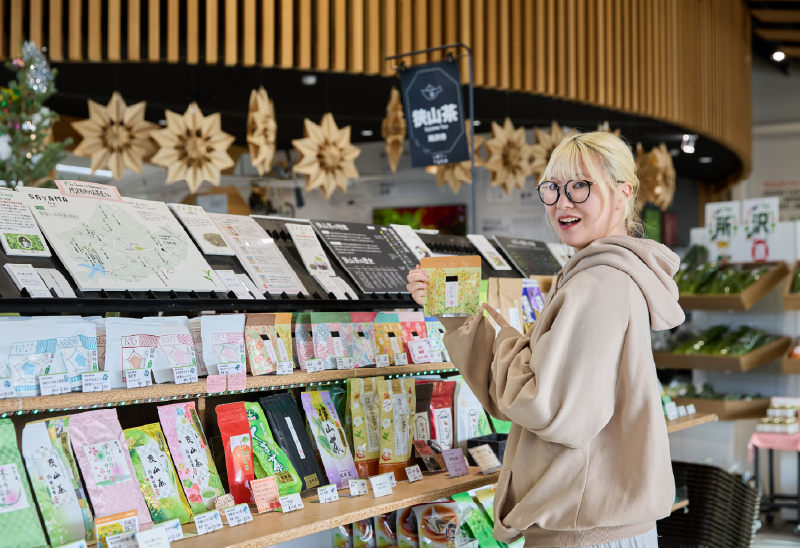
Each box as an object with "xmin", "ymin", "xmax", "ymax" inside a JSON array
[{"xmin": 407, "ymin": 265, "xmax": 429, "ymax": 306}]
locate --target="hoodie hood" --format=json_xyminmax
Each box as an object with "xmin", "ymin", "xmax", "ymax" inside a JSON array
[{"xmin": 558, "ymin": 235, "xmax": 685, "ymax": 330}]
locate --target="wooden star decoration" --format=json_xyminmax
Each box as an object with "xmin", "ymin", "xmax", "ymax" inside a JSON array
[
  {"xmin": 484, "ymin": 117, "xmax": 533, "ymax": 194},
  {"xmin": 530, "ymin": 120, "xmax": 579, "ymax": 179},
  {"xmin": 246, "ymin": 86, "xmax": 277, "ymax": 176},
  {"xmin": 381, "ymin": 87, "xmax": 406, "ymax": 173},
  {"xmin": 292, "ymin": 113, "xmax": 361, "ymax": 199},
  {"xmin": 71, "ymin": 91, "xmax": 158, "ymax": 181},
  {"xmin": 428, "ymin": 121, "xmax": 485, "ymax": 194},
  {"xmin": 597, "ymin": 120, "xmax": 622, "ymax": 137},
  {"xmin": 635, "ymin": 142, "xmax": 676, "ymax": 211},
  {"xmin": 150, "ymin": 102, "xmax": 236, "ymax": 194}
]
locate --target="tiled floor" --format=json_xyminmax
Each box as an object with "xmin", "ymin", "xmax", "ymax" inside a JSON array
[{"xmin": 754, "ymin": 517, "xmax": 800, "ymax": 547}]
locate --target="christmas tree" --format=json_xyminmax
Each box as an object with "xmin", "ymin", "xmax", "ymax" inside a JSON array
[{"xmin": 0, "ymin": 41, "xmax": 70, "ymax": 188}]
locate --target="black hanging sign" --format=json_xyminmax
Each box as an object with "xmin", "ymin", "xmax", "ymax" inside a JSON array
[{"xmin": 399, "ymin": 59, "xmax": 470, "ymax": 168}]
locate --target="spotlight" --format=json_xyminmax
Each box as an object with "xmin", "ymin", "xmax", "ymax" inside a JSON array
[
  {"xmin": 681, "ymin": 134, "xmax": 697, "ymax": 154},
  {"xmin": 360, "ymin": 130, "xmax": 373, "ymax": 137},
  {"xmin": 473, "ymin": 120, "xmax": 482, "ymax": 127},
  {"xmin": 772, "ymin": 51, "xmax": 786, "ymax": 62},
  {"xmin": 699, "ymin": 157, "xmax": 713, "ymax": 164},
  {"xmin": 301, "ymin": 74, "xmax": 317, "ymax": 86}
]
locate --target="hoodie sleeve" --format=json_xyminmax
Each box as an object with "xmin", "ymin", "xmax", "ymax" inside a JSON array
[{"xmin": 492, "ymin": 269, "xmax": 630, "ymax": 448}]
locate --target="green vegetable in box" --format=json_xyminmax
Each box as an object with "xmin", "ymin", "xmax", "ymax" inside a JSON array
[
  {"xmin": 243, "ymin": 402, "xmax": 303, "ymax": 499},
  {"xmin": 672, "ymin": 326, "xmax": 728, "ymax": 355},
  {"xmin": 792, "ymin": 266, "xmax": 800, "ymax": 293},
  {"xmin": 703, "ymin": 268, "xmax": 741, "ymax": 294},
  {"xmin": 682, "ymin": 263, "xmax": 720, "ymax": 294},
  {"xmin": 681, "ymin": 245, "xmax": 708, "ymax": 271},
  {"xmin": 702, "ymin": 326, "xmax": 750, "ymax": 355},
  {"xmin": 738, "ymin": 266, "xmax": 770, "ymax": 292},
  {"xmin": 728, "ymin": 329, "xmax": 768, "ymax": 356}
]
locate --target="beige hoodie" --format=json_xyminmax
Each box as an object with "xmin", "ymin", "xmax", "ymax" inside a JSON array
[{"xmin": 439, "ymin": 236, "xmax": 685, "ymax": 548}]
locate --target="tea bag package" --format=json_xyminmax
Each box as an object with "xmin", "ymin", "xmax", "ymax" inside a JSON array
[
  {"xmin": 0, "ymin": 320, "xmax": 57, "ymax": 397},
  {"xmin": 216, "ymin": 402, "xmax": 255, "ymax": 504},
  {"xmin": 350, "ymin": 312, "xmax": 377, "ymax": 367},
  {"xmin": 200, "ymin": 314, "xmax": 246, "ymax": 375},
  {"xmin": 243, "ymin": 401, "xmax": 302, "ymax": 498},
  {"xmin": 93, "ymin": 318, "xmax": 107, "ymax": 371},
  {"xmin": 153, "ymin": 320, "xmax": 196, "ymax": 384},
  {"xmin": 377, "ymin": 378, "xmax": 416, "ymax": 481},
  {"xmin": 244, "ymin": 314, "xmax": 277, "ymax": 376},
  {"xmin": 453, "ymin": 377, "xmax": 491, "ymax": 450},
  {"xmin": 157, "ymin": 401, "xmax": 225, "ymax": 514},
  {"xmin": 413, "ymin": 382, "xmax": 434, "ymax": 448},
  {"xmin": 22, "ymin": 418, "xmax": 92, "ymax": 546},
  {"xmin": 311, "ymin": 312, "xmax": 354, "ymax": 370},
  {"xmin": 424, "ymin": 317, "xmax": 450, "ymax": 363},
  {"xmin": 301, "ymin": 391, "xmax": 357, "ymax": 488},
  {"xmin": 187, "ymin": 317, "xmax": 208, "ymax": 376},
  {"xmin": 347, "ymin": 378, "xmax": 382, "ymax": 478},
  {"xmin": 45, "ymin": 319, "xmax": 99, "ymax": 391},
  {"xmin": 420, "ymin": 256, "xmax": 482, "ymax": 316},
  {"xmin": 397, "ymin": 506, "xmax": 420, "ymax": 548},
  {"xmin": 293, "ymin": 313, "xmax": 315, "ymax": 370},
  {"xmin": 268, "ymin": 313, "xmax": 294, "ymax": 365},
  {"xmin": 69, "ymin": 409, "xmax": 152, "ymax": 525},
  {"xmin": 259, "ymin": 393, "xmax": 324, "ymax": 490},
  {"xmin": 375, "ymin": 511, "xmax": 399, "ymax": 548},
  {"xmin": 333, "ymin": 523, "xmax": 354, "ymax": 548},
  {"xmin": 412, "ymin": 502, "xmax": 460, "ymax": 548},
  {"xmin": 422, "ymin": 381, "xmax": 456, "ymax": 451},
  {"xmin": 104, "ymin": 318, "xmax": 162, "ymax": 389},
  {"xmin": 398, "ymin": 312, "xmax": 428, "ymax": 364},
  {"xmin": 354, "ymin": 518, "xmax": 377, "ymax": 548},
  {"xmin": 0, "ymin": 419, "xmax": 47, "ymax": 548},
  {"xmin": 373, "ymin": 313, "xmax": 405, "ymax": 365}
]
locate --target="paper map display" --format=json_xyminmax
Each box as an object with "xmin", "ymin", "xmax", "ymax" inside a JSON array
[{"xmin": 17, "ymin": 187, "xmax": 225, "ymax": 292}]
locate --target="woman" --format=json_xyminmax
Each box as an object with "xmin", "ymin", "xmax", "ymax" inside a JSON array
[{"xmin": 407, "ymin": 132, "xmax": 685, "ymax": 548}]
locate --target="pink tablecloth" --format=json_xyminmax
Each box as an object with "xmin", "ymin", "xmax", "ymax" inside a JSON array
[{"xmin": 748, "ymin": 431, "xmax": 800, "ymax": 461}]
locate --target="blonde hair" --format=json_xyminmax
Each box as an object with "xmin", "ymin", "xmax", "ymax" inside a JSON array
[{"xmin": 540, "ymin": 131, "xmax": 642, "ymax": 237}]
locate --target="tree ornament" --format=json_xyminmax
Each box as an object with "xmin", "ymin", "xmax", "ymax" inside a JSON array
[
  {"xmin": 150, "ymin": 102, "xmax": 236, "ymax": 194},
  {"xmin": 246, "ymin": 86, "xmax": 277, "ymax": 176},
  {"xmin": 635, "ymin": 142, "xmax": 676, "ymax": 211},
  {"xmin": 597, "ymin": 120, "xmax": 622, "ymax": 137},
  {"xmin": 71, "ymin": 92, "xmax": 158, "ymax": 181},
  {"xmin": 530, "ymin": 120, "xmax": 579, "ymax": 179},
  {"xmin": 427, "ymin": 121, "xmax": 485, "ymax": 194},
  {"xmin": 292, "ymin": 113, "xmax": 361, "ymax": 199},
  {"xmin": 484, "ymin": 117, "xmax": 533, "ymax": 194},
  {"xmin": 381, "ymin": 87, "xmax": 406, "ymax": 173}
]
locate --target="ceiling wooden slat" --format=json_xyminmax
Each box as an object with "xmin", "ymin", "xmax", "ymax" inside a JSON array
[
  {"xmin": 752, "ymin": 9, "xmax": 800, "ymax": 24},
  {"xmin": 777, "ymin": 44, "xmax": 800, "ymax": 56},
  {"xmin": 755, "ymin": 28, "xmax": 800, "ymax": 42}
]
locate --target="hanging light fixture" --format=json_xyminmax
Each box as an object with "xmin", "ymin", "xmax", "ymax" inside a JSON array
[{"xmin": 680, "ymin": 134, "xmax": 697, "ymax": 154}]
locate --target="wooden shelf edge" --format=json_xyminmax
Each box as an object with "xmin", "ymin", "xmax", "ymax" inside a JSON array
[
  {"xmin": 666, "ymin": 413, "xmax": 718, "ymax": 433},
  {"xmin": 176, "ymin": 468, "xmax": 499, "ymax": 548},
  {"xmin": 0, "ymin": 363, "xmax": 458, "ymax": 415},
  {"xmin": 671, "ymin": 499, "xmax": 689, "ymax": 512},
  {"xmin": 653, "ymin": 337, "xmax": 792, "ymax": 372}
]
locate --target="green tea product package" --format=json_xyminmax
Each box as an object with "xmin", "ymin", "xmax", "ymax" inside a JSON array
[
  {"xmin": 123, "ymin": 423, "xmax": 193, "ymax": 524},
  {"xmin": 377, "ymin": 378, "xmax": 416, "ymax": 481},
  {"xmin": 397, "ymin": 506, "xmax": 419, "ymax": 548},
  {"xmin": 0, "ymin": 320, "xmax": 57, "ymax": 397},
  {"xmin": 21, "ymin": 418, "xmax": 92, "ymax": 546},
  {"xmin": 489, "ymin": 416, "xmax": 511, "ymax": 435},
  {"xmin": 293, "ymin": 313, "xmax": 315, "ymax": 370},
  {"xmin": 420, "ymin": 256, "xmax": 482, "ymax": 316},
  {"xmin": 453, "ymin": 377, "xmax": 492, "ymax": 450},
  {"xmin": 375, "ymin": 511, "xmax": 398, "ymax": 548},
  {"xmin": 216, "ymin": 402, "xmax": 256, "ymax": 504},
  {"xmin": 259, "ymin": 393, "xmax": 324, "ymax": 490},
  {"xmin": 302, "ymin": 391, "xmax": 358, "ymax": 488},
  {"xmin": 413, "ymin": 382, "xmax": 434, "ymax": 450},
  {"xmin": 347, "ymin": 378, "xmax": 382, "ymax": 478},
  {"xmin": 451, "ymin": 493, "xmax": 500, "ymax": 548},
  {"xmin": 354, "ymin": 518, "xmax": 377, "ymax": 548},
  {"xmin": 0, "ymin": 418, "xmax": 49, "ymax": 548},
  {"xmin": 333, "ymin": 523, "xmax": 354, "ymax": 548},
  {"xmin": 412, "ymin": 502, "xmax": 460, "ymax": 548},
  {"xmin": 243, "ymin": 402, "xmax": 302, "ymax": 498},
  {"xmin": 373, "ymin": 313, "xmax": 405, "ymax": 365}
]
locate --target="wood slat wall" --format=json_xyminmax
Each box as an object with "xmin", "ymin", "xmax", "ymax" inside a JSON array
[{"xmin": 4, "ymin": 0, "xmax": 751, "ymax": 177}]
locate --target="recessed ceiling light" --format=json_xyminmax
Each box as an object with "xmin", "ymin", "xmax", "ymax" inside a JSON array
[
  {"xmin": 301, "ymin": 74, "xmax": 317, "ymax": 86},
  {"xmin": 772, "ymin": 51, "xmax": 786, "ymax": 62},
  {"xmin": 360, "ymin": 130, "xmax": 373, "ymax": 137},
  {"xmin": 473, "ymin": 120, "xmax": 482, "ymax": 126},
  {"xmin": 699, "ymin": 157, "xmax": 713, "ymax": 164}
]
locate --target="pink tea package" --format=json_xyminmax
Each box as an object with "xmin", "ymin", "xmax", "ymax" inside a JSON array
[
  {"xmin": 293, "ymin": 313, "xmax": 314, "ymax": 370},
  {"xmin": 398, "ymin": 312, "xmax": 428, "ymax": 364},
  {"xmin": 69, "ymin": 409, "xmax": 151, "ymax": 525}
]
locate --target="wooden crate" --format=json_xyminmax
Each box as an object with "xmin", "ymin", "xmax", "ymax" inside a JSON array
[
  {"xmin": 672, "ymin": 397, "xmax": 770, "ymax": 420},
  {"xmin": 678, "ymin": 261, "xmax": 788, "ymax": 311},
  {"xmin": 782, "ymin": 341, "xmax": 800, "ymax": 374},
  {"xmin": 783, "ymin": 261, "xmax": 800, "ymax": 310},
  {"xmin": 653, "ymin": 337, "xmax": 792, "ymax": 373}
]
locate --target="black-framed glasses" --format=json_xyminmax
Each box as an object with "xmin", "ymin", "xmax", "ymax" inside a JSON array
[{"xmin": 536, "ymin": 180, "xmax": 596, "ymax": 206}]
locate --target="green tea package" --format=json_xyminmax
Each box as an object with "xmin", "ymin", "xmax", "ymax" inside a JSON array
[
  {"xmin": 453, "ymin": 377, "xmax": 492, "ymax": 450},
  {"xmin": 0, "ymin": 418, "xmax": 47, "ymax": 548},
  {"xmin": 302, "ymin": 391, "xmax": 358, "ymax": 488},
  {"xmin": 21, "ymin": 417, "xmax": 94, "ymax": 546},
  {"xmin": 375, "ymin": 511, "xmax": 398, "ymax": 548},
  {"xmin": 420, "ymin": 256, "xmax": 482, "ymax": 316},
  {"xmin": 123, "ymin": 423, "xmax": 193, "ymax": 524},
  {"xmin": 333, "ymin": 523, "xmax": 354, "ymax": 548},
  {"xmin": 397, "ymin": 506, "xmax": 419, "ymax": 548},
  {"xmin": 377, "ymin": 378, "xmax": 416, "ymax": 481},
  {"xmin": 354, "ymin": 518, "xmax": 377, "ymax": 548},
  {"xmin": 347, "ymin": 377, "xmax": 383, "ymax": 478},
  {"xmin": 412, "ymin": 502, "xmax": 460, "ymax": 548},
  {"xmin": 243, "ymin": 401, "xmax": 302, "ymax": 498},
  {"xmin": 451, "ymin": 492, "xmax": 500, "ymax": 548}
]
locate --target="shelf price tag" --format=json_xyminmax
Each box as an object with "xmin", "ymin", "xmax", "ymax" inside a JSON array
[
  {"xmin": 218, "ymin": 362, "xmax": 244, "ymax": 376},
  {"xmin": 206, "ymin": 375, "xmax": 226, "ymax": 394},
  {"xmin": 664, "ymin": 401, "xmax": 680, "ymax": 421},
  {"xmin": 686, "ymin": 404, "xmax": 697, "ymax": 415},
  {"xmin": 227, "ymin": 373, "xmax": 246, "ymax": 391},
  {"xmin": 429, "ymin": 351, "xmax": 443, "ymax": 364},
  {"xmin": 173, "ymin": 365, "xmax": 198, "ymax": 385},
  {"xmin": 368, "ymin": 475, "xmax": 393, "ymax": 498},
  {"xmin": 405, "ymin": 465, "xmax": 424, "ymax": 483},
  {"xmin": 279, "ymin": 493, "xmax": 304, "ymax": 512},
  {"xmin": 39, "ymin": 373, "xmax": 70, "ymax": 396},
  {"xmin": 317, "ymin": 484, "xmax": 339, "ymax": 504},
  {"xmin": 335, "ymin": 356, "xmax": 355, "ymax": 370},
  {"xmin": 305, "ymin": 359, "xmax": 324, "ymax": 373},
  {"xmin": 252, "ymin": 477, "xmax": 281, "ymax": 513},
  {"xmin": 276, "ymin": 361, "xmax": 294, "ymax": 375},
  {"xmin": 375, "ymin": 354, "xmax": 390, "ymax": 368},
  {"xmin": 154, "ymin": 518, "xmax": 183, "ymax": 542},
  {"xmin": 135, "ymin": 526, "xmax": 171, "ymax": 548},
  {"xmin": 467, "ymin": 444, "xmax": 502, "ymax": 475},
  {"xmin": 54, "ymin": 540, "xmax": 88, "ymax": 548},
  {"xmin": 81, "ymin": 371, "xmax": 110, "ymax": 393},
  {"xmin": 194, "ymin": 509, "xmax": 223, "ymax": 535},
  {"xmin": 393, "ymin": 353, "xmax": 408, "ymax": 366},
  {"xmin": 105, "ymin": 530, "xmax": 137, "ymax": 548},
  {"xmin": 677, "ymin": 405, "xmax": 688, "ymax": 418},
  {"xmin": 0, "ymin": 378, "xmax": 12, "ymax": 399},
  {"xmin": 442, "ymin": 448, "xmax": 469, "ymax": 478},
  {"xmin": 224, "ymin": 503, "xmax": 253, "ymax": 527},
  {"xmin": 349, "ymin": 479, "xmax": 368, "ymax": 497},
  {"xmin": 124, "ymin": 368, "xmax": 152, "ymax": 389}
]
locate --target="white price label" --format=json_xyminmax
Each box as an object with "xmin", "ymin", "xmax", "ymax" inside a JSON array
[
  {"xmin": 664, "ymin": 401, "xmax": 680, "ymax": 421},
  {"xmin": 349, "ymin": 479, "xmax": 368, "ymax": 497},
  {"xmin": 224, "ymin": 503, "xmax": 253, "ymax": 527},
  {"xmin": 276, "ymin": 361, "xmax": 294, "ymax": 375},
  {"xmin": 81, "ymin": 371, "xmax": 110, "ymax": 392},
  {"xmin": 335, "ymin": 356, "xmax": 355, "ymax": 370},
  {"xmin": 29, "ymin": 289, "xmax": 53, "ymax": 298},
  {"xmin": 317, "ymin": 484, "xmax": 339, "ymax": 503},
  {"xmin": 393, "ymin": 353, "xmax": 408, "ymax": 365},
  {"xmin": 305, "ymin": 359, "xmax": 324, "ymax": 373},
  {"xmin": 467, "ymin": 444, "xmax": 502, "ymax": 474},
  {"xmin": 155, "ymin": 518, "xmax": 184, "ymax": 542},
  {"xmin": 0, "ymin": 378, "xmax": 12, "ymax": 399},
  {"xmin": 194, "ymin": 510, "xmax": 224, "ymax": 535},
  {"xmin": 429, "ymin": 351, "xmax": 443, "ymax": 364},
  {"xmin": 173, "ymin": 365, "xmax": 199, "ymax": 384},
  {"xmin": 125, "ymin": 368, "xmax": 152, "ymax": 388},
  {"xmin": 105, "ymin": 531, "xmax": 137, "ymax": 548},
  {"xmin": 218, "ymin": 362, "xmax": 244, "ymax": 375},
  {"xmin": 279, "ymin": 493, "xmax": 304, "ymax": 512},
  {"xmin": 686, "ymin": 404, "xmax": 697, "ymax": 415},
  {"xmin": 368, "ymin": 475, "xmax": 393, "ymax": 498},
  {"xmin": 375, "ymin": 354, "xmax": 390, "ymax": 368},
  {"xmin": 39, "ymin": 373, "xmax": 70, "ymax": 396},
  {"xmin": 445, "ymin": 278, "xmax": 459, "ymax": 307},
  {"xmin": 677, "ymin": 405, "xmax": 688, "ymax": 418},
  {"xmin": 405, "ymin": 465, "xmax": 424, "ymax": 483},
  {"xmin": 135, "ymin": 526, "xmax": 171, "ymax": 548},
  {"xmin": 384, "ymin": 471, "xmax": 396, "ymax": 487},
  {"xmin": 54, "ymin": 540, "xmax": 88, "ymax": 548}
]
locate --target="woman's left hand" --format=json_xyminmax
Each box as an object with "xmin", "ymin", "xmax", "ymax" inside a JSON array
[{"xmin": 482, "ymin": 303, "xmax": 512, "ymax": 330}]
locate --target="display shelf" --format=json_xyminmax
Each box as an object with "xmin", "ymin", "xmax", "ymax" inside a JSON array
[
  {"xmin": 653, "ymin": 337, "xmax": 791, "ymax": 373},
  {"xmin": 783, "ymin": 262, "xmax": 800, "ymax": 309},
  {"xmin": 666, "ymin": 413, "xmax": 718, "ymax": 434},
  {"xmin": 672, "ymin": 397, "xmax": 770, "ymax": 421},
  {"xmin": 782, "ymin": 343, "xmax": 800, "ymax": 374},
  {"xmin": 671, "ymin": 499, "xmax": 689, "ymax": 512},
  {"xmin": 0, "ymin": 362, "xmax": 458, "ymax": 416},
  {"xmin": 678, "ymin": 261, "xmax": 788, "ymax": 311},
  {"xmin": 177, "ymin": 468, "xmax": 499, "ymax": 548}
]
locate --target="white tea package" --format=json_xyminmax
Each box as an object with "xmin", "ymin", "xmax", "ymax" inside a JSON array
[
  {"xmin": 42, "ymin": 319, "xmax": 99, "ymax": 391},
  {"xmin": 200, "ymin": 314, "xmax": 245, "ymax": 376},
  {"xmin": 0, "ymin": 319, "xmax": 57, "ymax": 397},
  {"xmin": 104, "ymin": 318, "xmax": 163, "ymax": 389},
  {"xmin": 153, "ymin": 319, "xmax": 196, "ymax": 384},
  {"xmin": 188, "ymin": 317, "xmax": 208, "ymax": 376}
]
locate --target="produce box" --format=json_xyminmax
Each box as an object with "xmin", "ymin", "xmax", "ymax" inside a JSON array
[
  {"xmin": 783, "ymin": 261, "xmax": 800, "ymax": 310},
  {"xmin": 653, "ymin": 336, "xmax": 791, "ymax": 372},
  {"xmin": 781, "ymin": 341, "xmax": 800, "ymax": 375},
  {"xmin": 678, "ymin": 261, "xmax": 788, "ymax": 311},
  {"xmin": 672, "ymin": 397, "xmax": 770, "ymax": 420}
]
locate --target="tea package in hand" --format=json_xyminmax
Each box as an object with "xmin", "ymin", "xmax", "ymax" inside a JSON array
[
  {"xmin": 0, "ymin": 320, "xmax": 57, "ymax": 397},
  {"xmin": 350, "ymin": 312, "xmax": 377, "ymax": 367},
  {"xmin": 377, "ymin": 378, "xmax": 416, "ymax": 481},
  {"xmin": 216, "ymin": 402, "xmax": 255, "ymax": 504},
  {"xmin": 243, "ymin": 401, "xmax": 302, "ymax": 498},
  {"xmin": 412, "ymin": 502, "xmax": 460, "ymax": 548},
  {"xmin": 420, "ymin": 256, "xmax": 482, "ymax": 316},
  {"xmin": 293, "ymin": 313, "xmax": 315, "ymax": 370},
  {"xmin": 123, "ymin": 423, "xmax": 192, "ymax": 524},
  {"xmin": 200, "ymin": 314, "xmax": 246, "ymax": 375},
  {"xmin": 373, "ymin": 313, "xmax": 405, "ymax": 365},
  {"xmin": 69, "ymin": 409, "xmax": 151, "ymax": 525},
  {"xmin": 302, "ymin": 391, "xmax": 358, "ymax": 488},
  {"xmin": 347, "ymin": 378, "xmax": 383, "ymax": 478},
  {"xmin": 157, "ymin": 401, "xmax": 225, "ymax": 513}
]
